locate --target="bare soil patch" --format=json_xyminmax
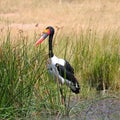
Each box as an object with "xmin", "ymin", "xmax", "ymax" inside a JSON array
[{"xmin": 68, "ymin": 96, "xmax": 120, "ymax": 120}]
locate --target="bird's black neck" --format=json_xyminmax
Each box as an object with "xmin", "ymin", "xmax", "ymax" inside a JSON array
[{"xmin": 49, "ymin": 35, "xmax": 54, "ymax": 58}]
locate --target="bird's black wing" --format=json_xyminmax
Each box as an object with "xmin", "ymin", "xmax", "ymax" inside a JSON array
[
  {"xmin": 55, "ymin": 63, "xmax": 75, "ymax": 83},
  {"xmin": 55, "ymin": 63, "xmax": 80, "ymax": 94},
  {"xmin": 64, "ymin": 60, "xmax": 74, "ymax": 74},
  {"xmin": 56, "ymin": 63, "xmax": 80, "ymax": 94}
]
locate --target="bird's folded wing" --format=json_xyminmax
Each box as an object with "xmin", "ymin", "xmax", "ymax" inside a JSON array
[
  {"xmin": 64, "ymin": 60, "xmax": 74, "ymax": 74},
  {"xmin": 55, "ymin": 63, "xmax": 76, "ymax": 83}
]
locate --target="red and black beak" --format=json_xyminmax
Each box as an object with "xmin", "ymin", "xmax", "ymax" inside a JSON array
[{"xmin": 35, "ymin": 29, "xmax": 50, "ymax": 46}]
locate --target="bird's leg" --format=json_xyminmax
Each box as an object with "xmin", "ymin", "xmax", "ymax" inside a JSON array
[
  {"xmin": 55, "ymin": 67, "xmax": 66, "ymax": 106},
  {"xmin": 59, "ymin": 86, "xmax": 66, "ymax": 106}
]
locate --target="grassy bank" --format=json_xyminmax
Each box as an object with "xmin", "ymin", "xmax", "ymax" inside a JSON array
[{"xmin": 0, "ymin": 28, "xmax": 120, "ymax": 119}]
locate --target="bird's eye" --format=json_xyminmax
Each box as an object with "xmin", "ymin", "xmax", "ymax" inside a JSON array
[{"xmin": 43, "ymin": 29, "xmax": 50, "ymax": 35}]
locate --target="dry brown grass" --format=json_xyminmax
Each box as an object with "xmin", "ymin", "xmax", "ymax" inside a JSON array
[{"xmin": 0, "ymin": 0, "xmax": 120, "ymax": 35}]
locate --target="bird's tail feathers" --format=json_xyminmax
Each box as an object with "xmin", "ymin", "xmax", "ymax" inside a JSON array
[
  {"xmin": 66, "ymin": 78, "xmax": 80, "ymax": 94},
  {"xmin": 70, "ymin": 82, "xmax": 80, "ymax": 94}
]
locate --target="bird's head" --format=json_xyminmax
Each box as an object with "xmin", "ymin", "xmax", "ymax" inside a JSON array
[{"xmin": 35, "ymin": 26, "xmax": 54, "ymax": 46}]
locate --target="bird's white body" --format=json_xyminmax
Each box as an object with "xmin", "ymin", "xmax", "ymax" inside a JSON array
[
  {"xmin": 47, "ymin": 55, "xmax": 72, "ymax": 86},
  {"xmin": 51, "ymin": 55, "xmax": 65, "ymax": 66}
]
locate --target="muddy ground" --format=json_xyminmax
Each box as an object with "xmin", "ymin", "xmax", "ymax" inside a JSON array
[
  {"xmin": 74, "ymin": 97, "xmax": 120, "ymax": 120},
  {"xmin": 37, "ymin": 94, "xmax": 120, "ymax": 120}
]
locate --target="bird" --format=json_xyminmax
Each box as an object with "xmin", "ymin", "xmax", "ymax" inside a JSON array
[{"xmin": 35, "ymin": 26, "xmax": 80, "ymax": 103}]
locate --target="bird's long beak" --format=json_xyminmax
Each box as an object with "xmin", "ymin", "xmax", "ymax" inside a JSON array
[{"xmin": 35, "ymin": 33, "xmax": 48, "ymax": 46}]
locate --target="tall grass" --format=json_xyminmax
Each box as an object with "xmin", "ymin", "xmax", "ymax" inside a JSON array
[
  {"xmin": 0, "ymin": 28, "xmax": 120, "ymax": 119},
  {"xmin": 0, "ymin": 30, "xmax": 38, "ymax": 118},
  {"xmin": 0, "ymin": 29, "xmax": 70, "ymax": 119},
  {"xmin": 72, "ymin": 30, "xmax": 120, "ymax": 92}
]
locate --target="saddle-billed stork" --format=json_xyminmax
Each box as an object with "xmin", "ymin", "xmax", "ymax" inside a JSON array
[{"xmin": 35, "ymin": 26, "xmax": 80, "ymax": 103}]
